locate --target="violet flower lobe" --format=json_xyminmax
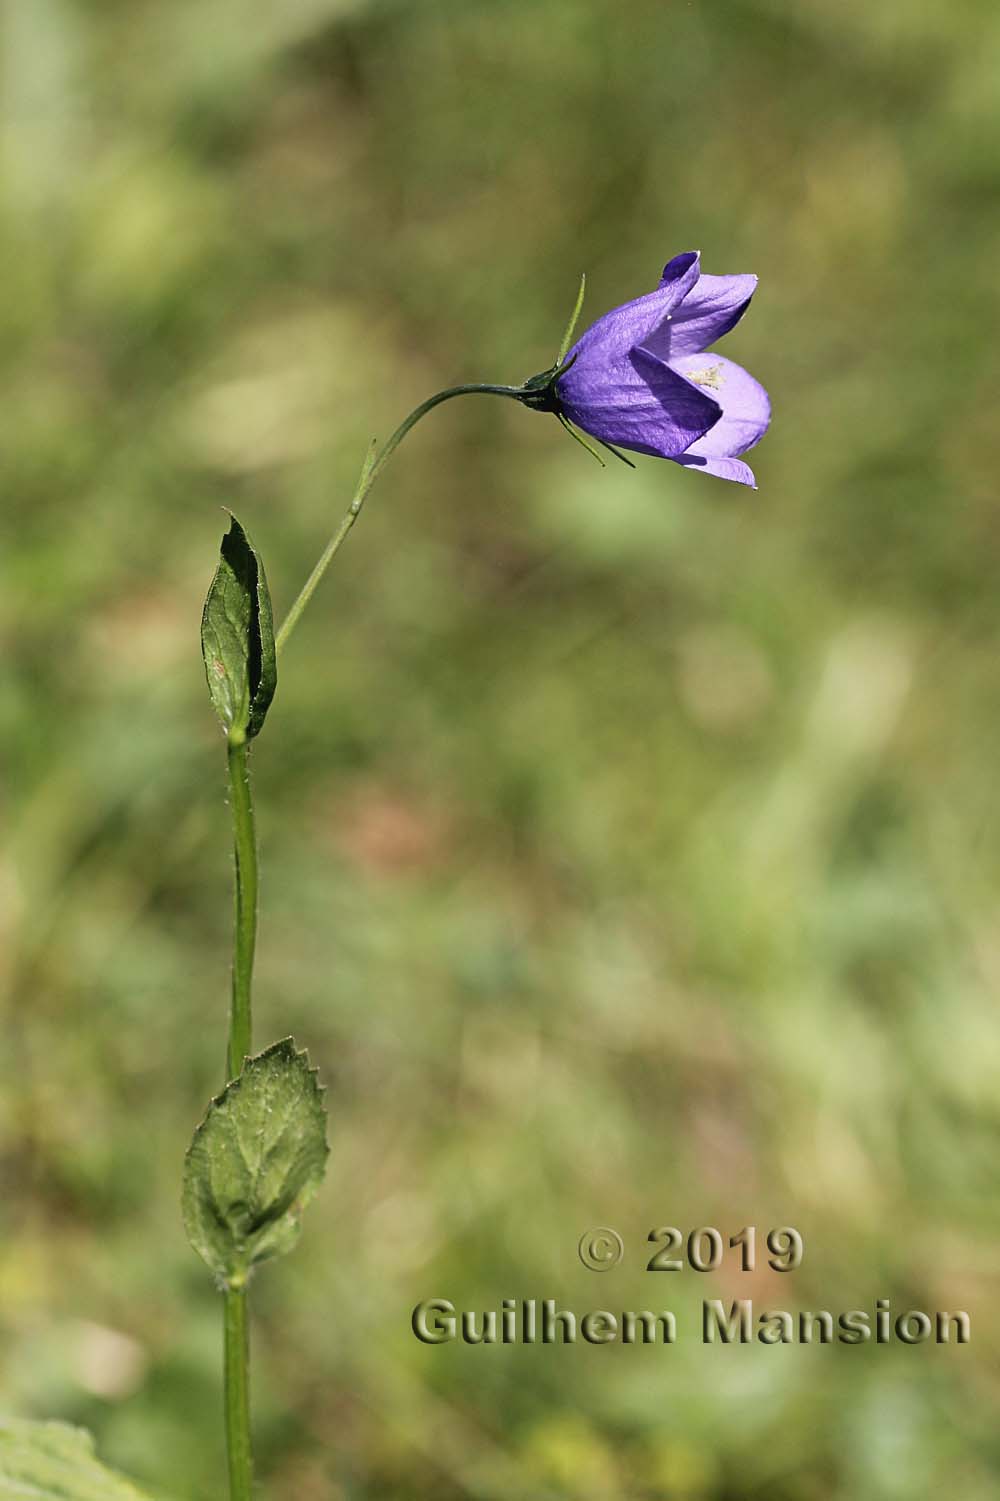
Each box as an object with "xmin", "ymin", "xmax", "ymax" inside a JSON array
[{"xmin": 544, "ymin": 252, "xmax": 770, "ymax": 487}]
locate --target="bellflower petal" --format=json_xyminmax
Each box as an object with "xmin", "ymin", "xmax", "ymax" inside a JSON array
[
  {"xmin": 666, "ymin": 354, "xmax": 770, "ymax": 458},
  {"xmin": 559, "ymin": 346, "xmax": 721, "ymax": 459},
  {"xmin": 675, "ymin": 453, "xmax": 759, "ymax": 488},
  {"xmin": 659, "ymin": 251, "xmax": 703, "ymax": 293},
  {"xmin": 567, "ymin": 252, "xmax": 701, "ymax": 371},
  {"xmin": 642, "ymin": 273, "xmax": 758, "ymax": 360},
  {"xmin": 536, "ymin": 252, "xmax": 769, "ymax": 484}
]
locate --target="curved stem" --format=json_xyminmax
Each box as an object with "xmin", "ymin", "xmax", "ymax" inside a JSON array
[
  {"xmin": 224, "ymin": 1287, "xmax": 252, "ymax": 1501},
  {"xmin": 275, "ymin": 383, "xmax": 525, "ymax": 655},
  {"xmin": 226, "ymin": 735, "xmax": 257, "ymax": 1082}
]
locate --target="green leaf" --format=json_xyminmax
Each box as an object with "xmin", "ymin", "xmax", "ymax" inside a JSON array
[
  {"xmin": 182, "ymin": 1038, "xmax": 329, "ymax": 1288},
  {"xmin": 0, "ymin": 1419, "xmax": 154, "ymax": 1500},
  {"xmin": 201, "ymin": 514, "xmax": 277, "ymax": 742}
]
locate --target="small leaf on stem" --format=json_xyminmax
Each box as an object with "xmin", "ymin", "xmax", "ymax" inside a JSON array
[
  {"xmin": 0, "ymin": 1419, "xmax": 153, "ymax": 1500},
  {"xmin": 182, "ymin": 1038, "xmax": 329, "ymax": 1288},
  {"xmin": 201, "ymin": 514, "xmax": 277, "ymax": 741}
]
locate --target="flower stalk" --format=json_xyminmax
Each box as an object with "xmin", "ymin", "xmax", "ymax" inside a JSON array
[
  {"xmin": 275, "ymin": 382, "xmax": 527, "ymax": 656},
  {"xmin": 226, "ymin": 733, "xmax": 257, "ymax": 1084},
  {"xmin": 223, "ymin": 733, "xmax": 259, "ymax": 1497},
  {"xmin": 223, "ymin": 1286, "xmax": 252, "ymax": 1501}
]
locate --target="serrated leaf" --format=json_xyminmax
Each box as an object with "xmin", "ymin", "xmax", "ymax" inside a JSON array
[
  {"xmin": 0, "ymin": 1418, "xmax": 154, "ymax": 1501},
  {"xmin": 182, "ymin": 1038, "xmax": 328, "ymax": 1287},
  {"xmin": 200, "ymin": 514, "xmax": 277, "ymax": 741}
]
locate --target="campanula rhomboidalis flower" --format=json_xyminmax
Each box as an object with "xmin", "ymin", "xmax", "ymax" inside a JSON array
[{"xmin": 521, "ymin": 252, "xmax": 769, "ymax": 487}]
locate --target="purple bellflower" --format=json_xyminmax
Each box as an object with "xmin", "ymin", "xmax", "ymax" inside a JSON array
[{"xmin": 520, "ymin": 252, "xmax": 769, "ymax": 487}]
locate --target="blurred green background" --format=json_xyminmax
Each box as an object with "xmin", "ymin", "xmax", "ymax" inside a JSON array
[{"xmin": 3, "ymin": 0, "xmax": 1000, "ymax": 1496}]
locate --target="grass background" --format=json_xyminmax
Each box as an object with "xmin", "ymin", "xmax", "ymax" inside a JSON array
[{"xmin": 3, "ymin": 0, "xmax": 1000, "ymax": 1496}]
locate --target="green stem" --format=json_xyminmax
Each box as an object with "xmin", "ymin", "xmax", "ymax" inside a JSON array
[
  {"xmin": 275, "ymin": 382, "xmax": 525, "ymax": 655},
  {"xmin": 224, "ymin": 736, "xmax": 257, "ymax": 1498},
  {"xmin": 224, "ymin": 1287, "xmax": 252, "ymax": 1501},
  {"xmin": 226, "ymin": 734, "xmax": 257, "ymax": 1083}
]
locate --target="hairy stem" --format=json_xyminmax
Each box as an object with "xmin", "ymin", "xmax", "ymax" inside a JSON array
[
  {"xmin": 224, "ymin": 1287, "xmax": 252, "ymax": 1501},
  {"xmin": 226, "ymin": 735, "xmax": 257, "ymax": 1082},
  {"xmin": 275, "ymin": 382, "xmax": 525, "ymax": 654}
]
